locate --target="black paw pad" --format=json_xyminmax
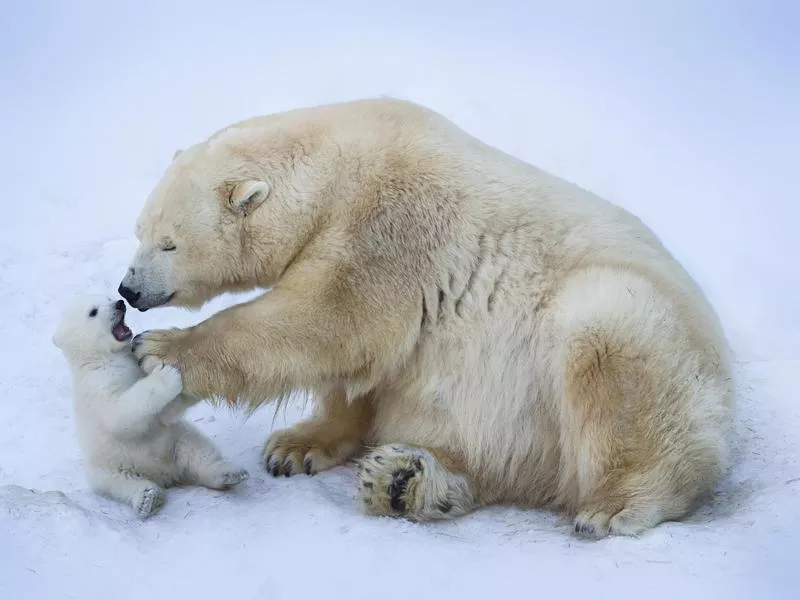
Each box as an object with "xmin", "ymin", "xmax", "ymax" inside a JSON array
[
  {"xmin": 387, "ymin": 468, "xmax": 416, "ymax": 513},
  {"xmin": 437, "ymin": 501, "xmax": 452, "ymax": 514},
  {"xmin": 283, "ymin": 459, "xmax": 293, "ymax": 477}
]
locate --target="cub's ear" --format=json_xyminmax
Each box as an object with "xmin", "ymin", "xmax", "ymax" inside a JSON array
[
  {"xmin": 172, "ymin": 149, "xmax": 183, "ymax": 160},
  {"xmin": 227, "ymin": 180, "xmax": 270, "ymax": 215}
]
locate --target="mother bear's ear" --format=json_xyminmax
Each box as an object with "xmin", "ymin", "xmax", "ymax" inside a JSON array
[{"xmin": 227, "ymin": 180, "xmax": 270, "ymax": 216}]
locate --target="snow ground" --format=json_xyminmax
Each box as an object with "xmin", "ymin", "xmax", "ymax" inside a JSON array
[{"xmin": 1, "ymin": 2, "xmax": 798, "ymax": 599}]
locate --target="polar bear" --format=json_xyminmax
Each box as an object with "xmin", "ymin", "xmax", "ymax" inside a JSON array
[
  {"xmin": 53, "ymin": 295, "xmax": 249, "ymax": 518},
  {"xmin": 120, "ymin": 98, "xmax": 733, "ymax": 537}
]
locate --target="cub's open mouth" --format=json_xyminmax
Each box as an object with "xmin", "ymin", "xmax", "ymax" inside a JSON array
[{"xmin": 112, "ymin": 304, "xmax": 133, "ymax": 342}]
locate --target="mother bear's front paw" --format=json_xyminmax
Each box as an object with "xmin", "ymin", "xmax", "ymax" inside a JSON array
[{"xmin": 132, "ymin": 329, "xmax": 187, "ymax": 374}]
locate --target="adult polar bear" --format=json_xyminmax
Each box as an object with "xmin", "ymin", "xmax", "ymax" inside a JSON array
[{"xmin": 120, "ymin": 98, "xmax": 733, "ymax": 537}]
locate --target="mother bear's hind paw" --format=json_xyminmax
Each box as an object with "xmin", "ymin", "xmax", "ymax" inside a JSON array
[{"xmin": 357, "ymin": 445, "xmax": 475, "ymax": 522}]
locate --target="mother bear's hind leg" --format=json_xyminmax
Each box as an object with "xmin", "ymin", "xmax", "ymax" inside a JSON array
[{"xmin": 555, "ymin": 268, "xmax": 730, "ymax": 539}]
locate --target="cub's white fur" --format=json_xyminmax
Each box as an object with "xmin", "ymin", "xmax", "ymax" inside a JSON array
[{"xmin": 53, "ymin": 295, "xmax": 248, "ymax": 518}]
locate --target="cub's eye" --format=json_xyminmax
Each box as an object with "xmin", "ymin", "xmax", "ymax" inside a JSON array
[
  {"xmin": 89, "ymin": 308, "xmax": 98, "ymax": 318},
  {"xmin": 162, "ymin": 243, "xmax": 176, "ymax": 252}
]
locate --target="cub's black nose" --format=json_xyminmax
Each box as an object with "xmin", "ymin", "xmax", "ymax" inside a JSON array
[
  {"xmin": 118, "ymin": 285, "xmax": 140, "ymax": 306},
  {"xmin": 115, "ymin": 300, "xmax": 125, "ymax": 311}
]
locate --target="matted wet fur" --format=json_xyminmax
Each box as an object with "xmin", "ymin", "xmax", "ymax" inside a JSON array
[{"xmin": 120, "ymin": 98, "xmax": 734, "ymax": 537}]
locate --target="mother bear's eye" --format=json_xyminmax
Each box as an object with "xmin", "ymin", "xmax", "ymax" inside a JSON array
[
  {"xmin": 89, "ymin": 308, "xmax": 98, "ymax": 318},
  {"xmin": 162, "ymin": 243, "xmax": 176, "ymax": 252}
]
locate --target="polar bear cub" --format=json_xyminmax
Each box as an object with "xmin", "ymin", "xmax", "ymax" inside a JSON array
[{"xmin": 53, "ymin": 294, "xmax": 248, "ymax": 518}]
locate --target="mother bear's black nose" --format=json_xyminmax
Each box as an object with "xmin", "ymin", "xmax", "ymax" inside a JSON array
[{"xmin": 118, "ymin": 284, "xmax": 140, "ymax": 306}]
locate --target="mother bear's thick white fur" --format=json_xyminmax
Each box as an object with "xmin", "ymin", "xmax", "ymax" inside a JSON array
[{"xmin": 122, "ymin": 98, "xmax": 733, "ymax": 537}]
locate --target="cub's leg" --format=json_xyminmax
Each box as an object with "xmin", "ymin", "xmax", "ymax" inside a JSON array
[
  {"xmin": 159, "ymin": 393, "xmax": 201, "ymax": 425},
  {"xmin": 554, "ymin": 268, "xmax": 731, "ymax": 539},
  {"xmin": 88, "ymin": 468, "xmax": 166, "ymax": 519},
  {"xmin": 263, "ymin": 388, "xmax": 373, "ymax": 477},
  {"xmin": 173, "ymin": 424, "xmax": 249, "ymax": 490},
  {"xmin": 357, "ymin": 445, "xmax": 477, "ymax": 521}
]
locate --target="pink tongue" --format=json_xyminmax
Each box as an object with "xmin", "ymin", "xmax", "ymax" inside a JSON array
[{"xmin": 113, "ymin": 322, "xmax": 132, "ymax": 341}]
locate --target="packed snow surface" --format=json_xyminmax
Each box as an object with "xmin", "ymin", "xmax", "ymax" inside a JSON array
[{"xmin": 1, "ymin": 2, "xmax": 797, "ymax": 599}]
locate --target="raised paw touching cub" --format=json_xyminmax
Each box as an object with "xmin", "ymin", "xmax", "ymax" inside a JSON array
[{"xmin": 131, "ymin": 329, "xmax": 187, "ymax": 374}]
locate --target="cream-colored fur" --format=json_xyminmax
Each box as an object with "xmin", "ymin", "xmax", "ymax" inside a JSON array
[
  {"xmin": 120, "ymin": 98, "xmax": 733, "ymax": 537},
  {"xmin": 53, "ymin": 295, "xmax": 248, "ymax": 518}
]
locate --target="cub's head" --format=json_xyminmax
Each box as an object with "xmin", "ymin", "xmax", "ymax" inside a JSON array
[
  {"xmin": 118, "ymin": 141, "xmax": 276, "ymax": 312},
  {"xmin": 53, "ymin": 295, "xmax": 134, "ymax": 359}
]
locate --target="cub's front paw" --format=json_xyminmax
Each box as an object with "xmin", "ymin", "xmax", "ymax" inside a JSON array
[
  {"xmin": 149, "ymin": 364, "xmax": 183, "ymax": 398},
  {"xmin": 138, "ymin": 355, "xmax": 165, "ymax": 376},
  {"xmin": 132, "ymin": 329, "xmax": 186, "ymax": 373}
]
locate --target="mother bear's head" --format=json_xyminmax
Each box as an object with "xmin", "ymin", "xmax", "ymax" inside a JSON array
[{"xmin": 118, "ymin": 124, "xmax": 323, "ymax": 312}]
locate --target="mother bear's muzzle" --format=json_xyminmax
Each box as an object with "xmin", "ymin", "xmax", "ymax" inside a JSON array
[{"xmin": 117, "ymin": 282, "xmax": 141, "ymax": 309}]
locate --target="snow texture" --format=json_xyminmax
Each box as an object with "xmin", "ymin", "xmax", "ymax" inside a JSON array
[{"xmin": 1, "ymin": 2, "xmax": 798, "ymax": 599}]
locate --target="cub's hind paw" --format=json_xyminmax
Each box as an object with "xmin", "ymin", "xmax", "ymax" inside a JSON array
[
  {"xmin": 218, "ymin": 468, "xmax": 249, "ymax": 489},
  {"xmin": 133, "ymin": 486, "xmax": 165, "ymax": 519},
  {"xmin": 199, "ymin": 466, "xmax": 250, "ymax": 490}
]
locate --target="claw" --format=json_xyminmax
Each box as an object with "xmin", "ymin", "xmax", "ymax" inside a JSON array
[
  {"xmin": 266, "ymin": 455, "xmax": 280, "ymax": 477},
  {"xmin": 131, "ymin": 332, "xmax": 146, "ymax": 351}
]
